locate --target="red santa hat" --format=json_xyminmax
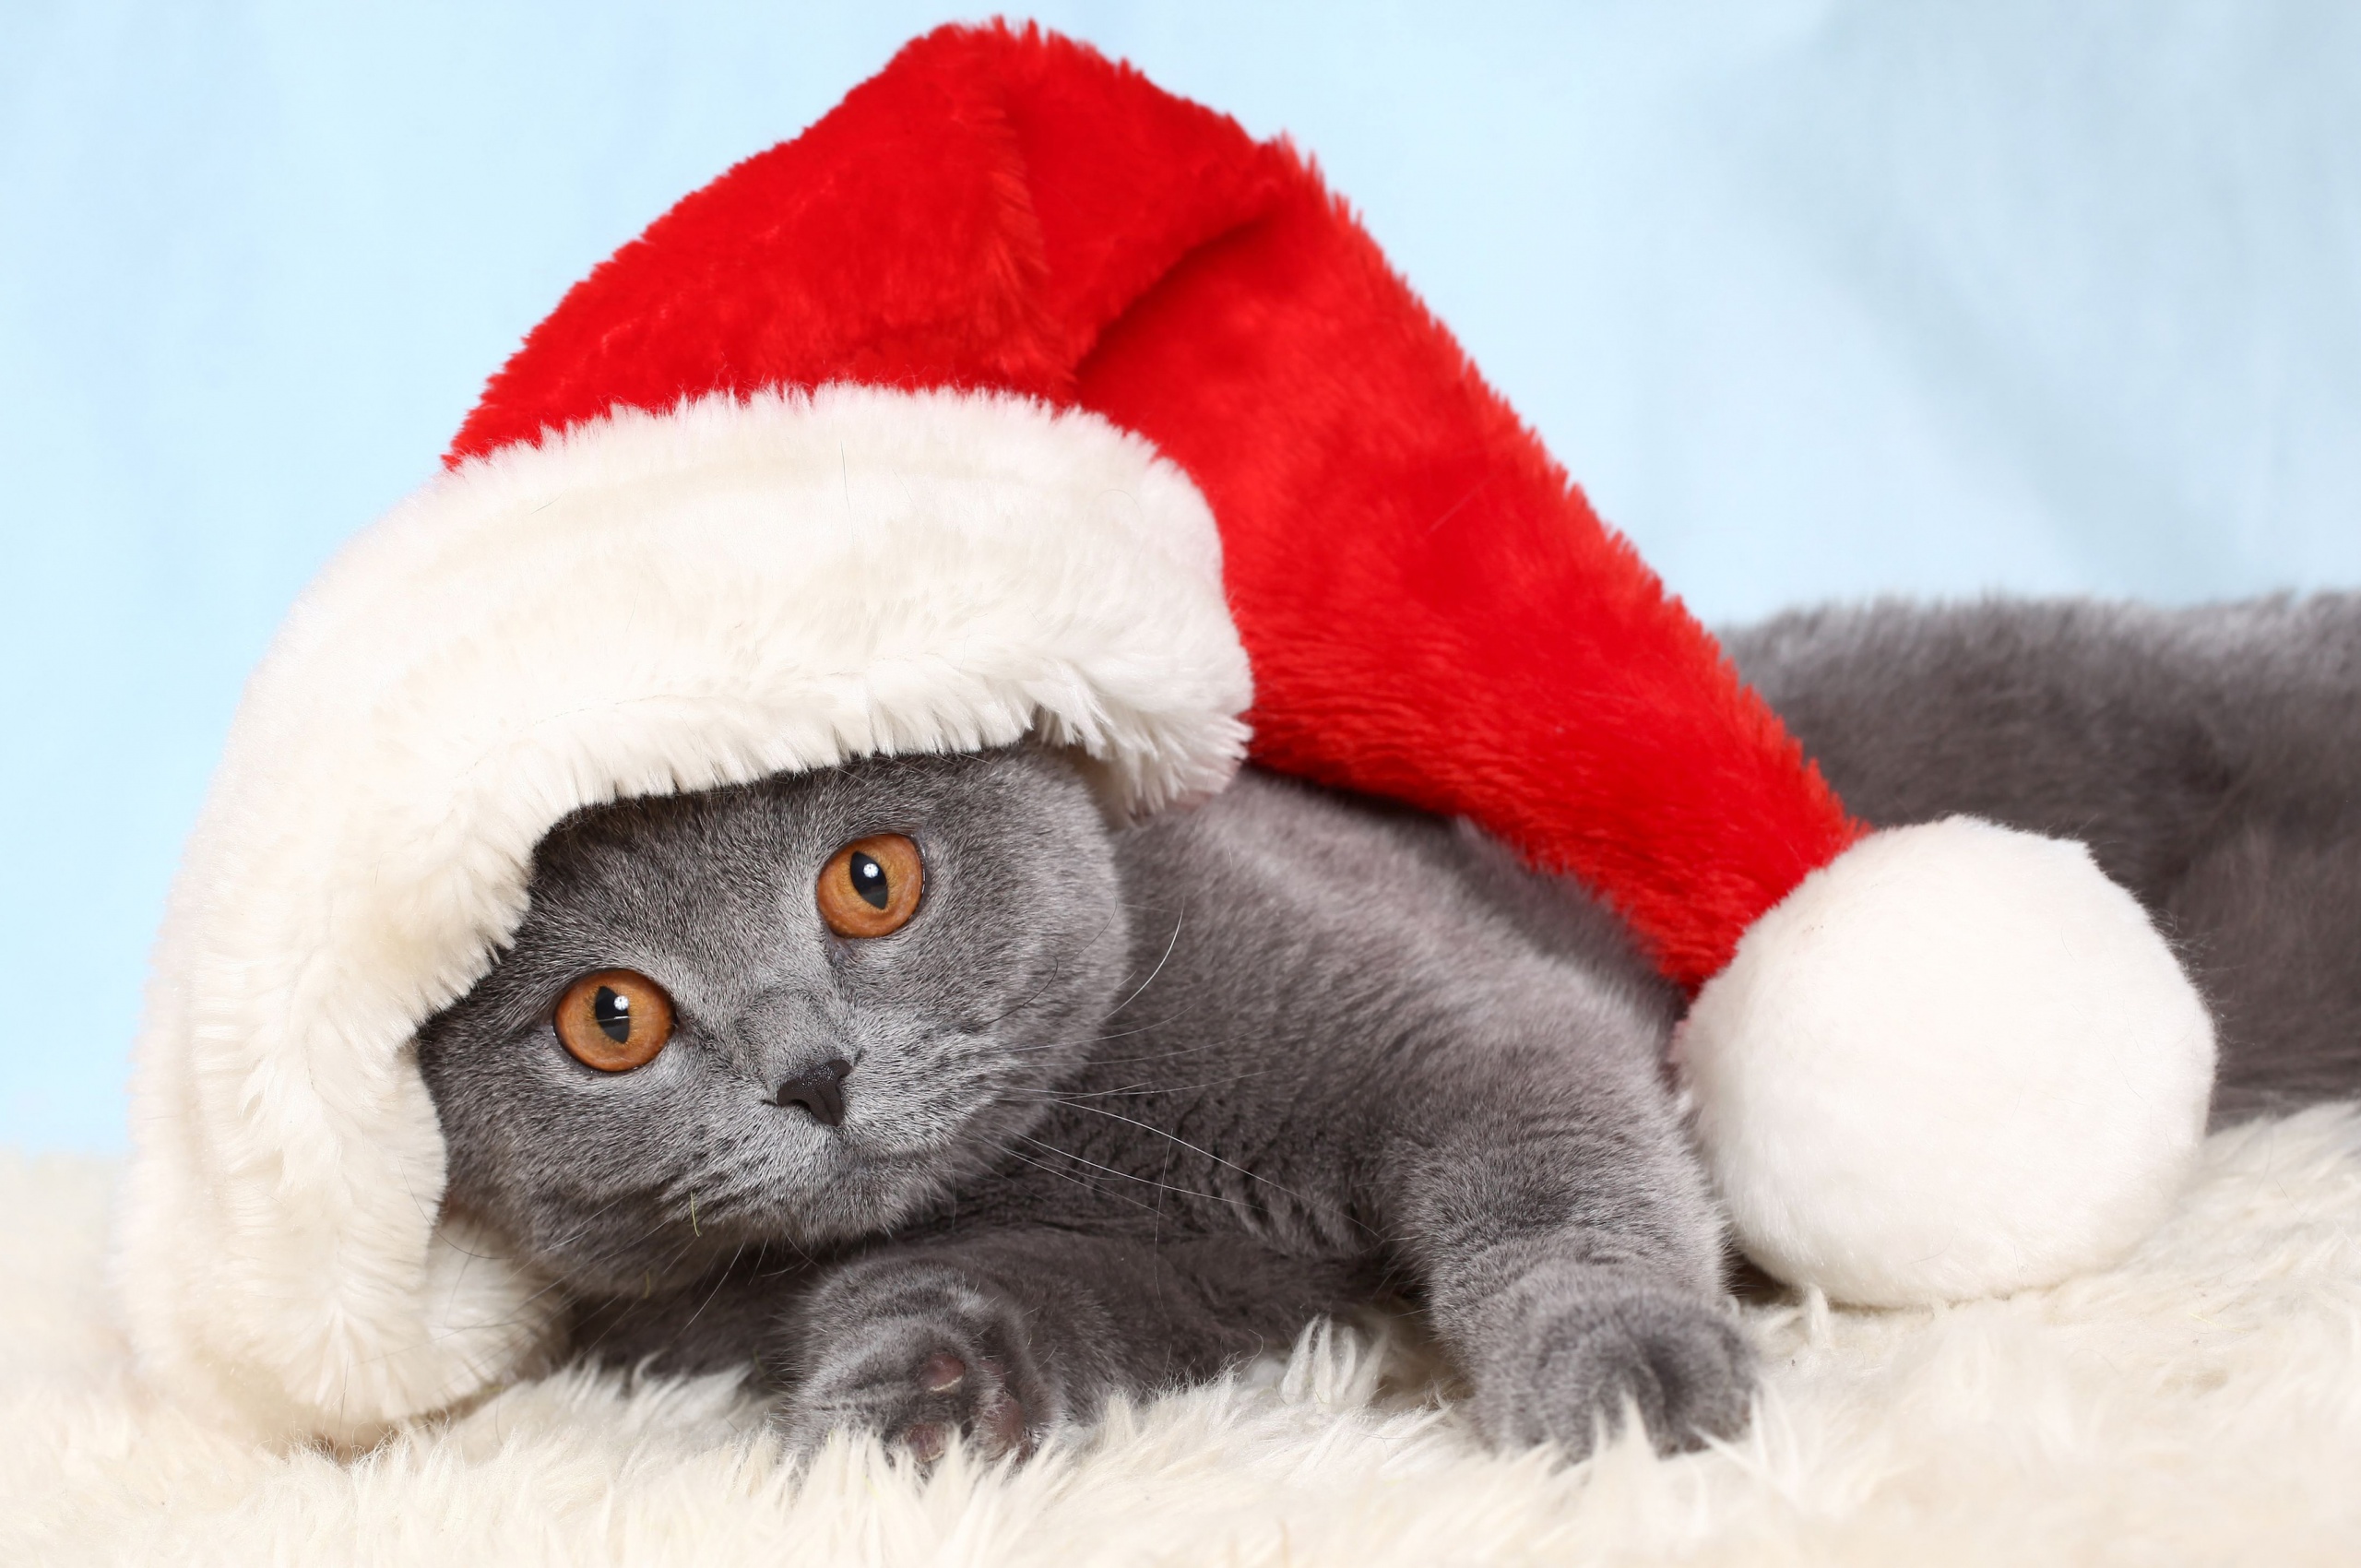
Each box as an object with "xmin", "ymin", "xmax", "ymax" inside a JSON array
[{"xmin": 117, "ymin": 21, "xmax": 2214, "ymax": 1444}]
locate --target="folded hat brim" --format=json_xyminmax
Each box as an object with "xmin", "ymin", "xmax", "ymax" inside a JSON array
[{"xmin": 116, "ymin": 384, "xmax": 1250, "ymax": 1443}]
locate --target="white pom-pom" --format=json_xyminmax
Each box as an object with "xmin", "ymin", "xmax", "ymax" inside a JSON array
[{"xmin": 1679, "ymin": 817, "xmax": 2214, "ymax": 1306}]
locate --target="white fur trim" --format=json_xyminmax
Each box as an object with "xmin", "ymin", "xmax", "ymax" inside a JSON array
[
  {"xmin": 1679, "ymin": 818, "xmax": 2216, "ymax": 1307},
  {"xmin": 112, "ymin": 386, "xmax": 1250, "ymax": 1443}
]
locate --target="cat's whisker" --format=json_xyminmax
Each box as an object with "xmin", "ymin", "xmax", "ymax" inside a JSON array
[
  {"xmin": 753, "ymin": 1235, "xmax": 817, "ymax": 1277},
  {"xmin": 1017, "ymin": 1064, "xmax": 1282, "ymax": 1100},
  {"xmin": 1086, "ymin": 1041, "xmax": 1234, "ymax": 1065},
  {"xmin": 1020, "ymin": 1100, "xmax": 1376, "ymax": 1241},
  {"xmin": 1102, "ymin": 905, "xmax": 1187, "ymax": 1022},
  {"xmin": 968, "ymin": 947, "xmax": 1070, "ymax": 1030},
  {"xmin": 1011, "ymin": 1133, "xmax": 1252, "ymax": 1215},
  {"xmin": 996, "ymin": 1145, "xmax": 1164, "ymax": 1217},
  {"xmin": 969, "ymin": 917, "xmax": 1135, "ymax": 1030},
  {"xmin": 665, "ymin": 1240, "xmax": 752, "ymax": 1349},
  {"xmin": 997, "ymin": 1000, "xmax": 1219, "ymax": 1057},
  {"xmin": 552, "ymin": 1188, "xmax": 639, "ymax": 1241}
]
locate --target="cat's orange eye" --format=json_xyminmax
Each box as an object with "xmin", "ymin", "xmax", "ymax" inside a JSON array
[
  {"xmin": 554, "ymin": 969, "xmax": 675, "ymax": 1073},
  {"xmin": 817, "ymin": 833, "xmax": 924, "ymax": 939}
]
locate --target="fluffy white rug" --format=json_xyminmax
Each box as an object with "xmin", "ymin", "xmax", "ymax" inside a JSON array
[{"xmin": 6, "ymin": 1105, "xmax": 2359, "ymax": 1566}]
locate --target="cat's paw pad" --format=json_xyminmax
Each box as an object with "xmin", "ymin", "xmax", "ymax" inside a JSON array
[
  {"xmin": 891, "ymin": 1349, "xmax": 1031, "ymax": 1462},
  {"xmin": 1472, "ymin": 1275, "xmax": 1754, "ymax": 1458}
]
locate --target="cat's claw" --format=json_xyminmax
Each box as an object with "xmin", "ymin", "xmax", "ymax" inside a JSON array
[{"xmin": 1465, "ymin": 1268, "xmax": 1756, "ymax": 1459}]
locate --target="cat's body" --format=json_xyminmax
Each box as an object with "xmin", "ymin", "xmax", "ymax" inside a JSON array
[
  {"xmin": 427, "ymin": 752, "xmax": 1741, "ymax": 1456},
  {"xmin": 417, "ymin": 594, "xmax": 2361, "ymax": 1460}
]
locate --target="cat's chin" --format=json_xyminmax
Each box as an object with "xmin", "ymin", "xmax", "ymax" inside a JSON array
[
  {"xmin": 776, "ymin": 1164, "xmax": 954, "ymax": 1249},
  {"xmin": 698, "ymin": 1137, "xmax": 983, "ymax": 1261},
  {"xmin": 762, "ymin": 1114, "xmax": 1045, "ymax": 1253}
]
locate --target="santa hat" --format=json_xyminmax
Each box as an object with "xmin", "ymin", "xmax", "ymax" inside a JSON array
[{"xmin": 117, "ymin": 22, "xmax": 2214, "ymax": 1444}]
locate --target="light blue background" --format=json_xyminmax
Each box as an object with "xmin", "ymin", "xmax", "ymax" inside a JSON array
[{"xmin": 5, "ymin": 2, "xmax": 2357, "ymax": 1152}]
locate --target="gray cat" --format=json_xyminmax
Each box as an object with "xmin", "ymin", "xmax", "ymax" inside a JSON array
[{"xmin": 415, "ymin": 593, "xmax": 2360, "ymax": 1463}]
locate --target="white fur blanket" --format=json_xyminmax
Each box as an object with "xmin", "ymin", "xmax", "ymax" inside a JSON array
[{"xmin": 7, "ymin": 1105, "xmax": 2359, "ymax": 1566}]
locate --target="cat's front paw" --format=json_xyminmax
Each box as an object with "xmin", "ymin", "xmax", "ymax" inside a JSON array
[
  {"xmin": 775, "ymin": 1260, "xmax": 1054, "ymax": 1464},
  {"xmin": 1465, "ymin": 1265, "xmax": 1754, "ymax": 1458}
]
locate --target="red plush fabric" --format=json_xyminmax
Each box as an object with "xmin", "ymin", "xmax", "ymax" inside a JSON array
[
  {"xmin": 448, "ymin": 20, "xmax": 1861, "ymax": 990},
  {"xmin": 452, "ymin": 26, "xmax": 1281, "ymax": 453}
]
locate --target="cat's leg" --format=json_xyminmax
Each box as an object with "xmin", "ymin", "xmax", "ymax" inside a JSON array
[
  {"xmin": 1371, "ymin": 1020, "xmax": 1753, "ymax": 1458},
  {"xmin": 771, "ymin": 1229, "xmax": 1364, "ymax": 1459}
]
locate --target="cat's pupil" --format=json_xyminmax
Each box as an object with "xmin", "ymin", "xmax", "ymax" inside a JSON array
[
  {"xmin": 592, "ymin": 985, "xmax": 633, "ymax": 1043},
  {"xmin": 849, "ymin": 850, "xmax": 890, "ymax": 910}
]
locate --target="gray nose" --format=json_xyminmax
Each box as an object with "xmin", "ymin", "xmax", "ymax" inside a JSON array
[{"xmin": 776, "ymin": 1058, "xmax": 852, "ymax": 1126}]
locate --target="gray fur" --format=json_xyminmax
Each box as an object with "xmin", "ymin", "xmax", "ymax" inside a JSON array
[
  {"xmin": 419, "ymin": 592, "xmax": 2361, "ymax": 1464},
  {"xmin": 422, "ymin": 752, "xmax": 1742, "ymax": 1459},
  {"xmin": 417, "ymin": 750, "xmax": 1131, "ymax": 1293}
]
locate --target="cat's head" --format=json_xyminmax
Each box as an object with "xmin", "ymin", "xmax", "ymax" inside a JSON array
[{"xmin": 415, "ymin": 745, "xmax": 1128, "ymax": 1294}]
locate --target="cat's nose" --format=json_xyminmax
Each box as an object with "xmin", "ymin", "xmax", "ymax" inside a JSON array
[{"xmin": 775, "ymin": 1058, "xmax": 852, "ymax": 1127}]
